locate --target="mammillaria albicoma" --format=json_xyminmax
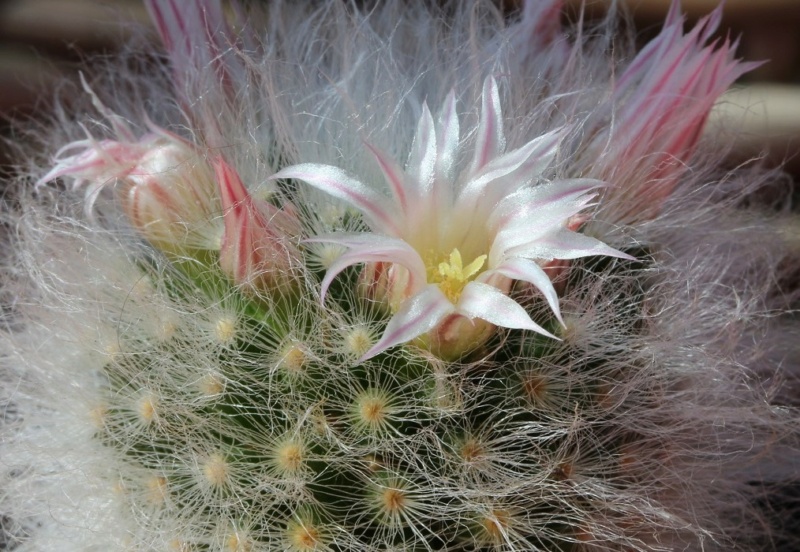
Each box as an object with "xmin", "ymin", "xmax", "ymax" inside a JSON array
[{"xmin": 1, "ymin": 1, "xmax": 798, "ymax": 551}]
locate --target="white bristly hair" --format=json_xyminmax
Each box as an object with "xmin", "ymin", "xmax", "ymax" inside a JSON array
[{"xmin": 2, "ymin": 1, "xmax": 798, "ymax": 551}]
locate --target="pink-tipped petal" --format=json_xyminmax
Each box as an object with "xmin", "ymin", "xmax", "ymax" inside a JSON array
[
  {"xmin": 458, "ymin": 127, "xmax": 564, "ymax": 216},
  {"xmin": 470, "ymin": 77, "xmax": 506, "ymax": 174},
  {"xmin": 36, "ymin": 134, "xmax": 160, "ymax": 218},
  {"xmin": 489, "ymin": 258, "xmax": 564, "ymax": 326},
  {"xmin": 436, "ymin": 90, "xmax": 460, "ymax": 184},
  {"xmin": 365, "ymin": 143, "xmax": 409, "ymax": 216},
  {"xmin": 488, "ymin": 178, "xmax": 603, "ymax": 234},
  {"xmin": 458, "ymin": 281, "xmax": 557, "ymax": 339},
  {"xmin": 270, "ymin": 164, "xmax": 401, "ymax": 236},
  {"xmin": 312, "ymin": 235, "xmax": 427, "ymax": 304},
  {"xmin": 490, "ymin": 195, "xmax": 596, "ymax": 262},
  {"xmin": 360, "ymin": 285, "xmax": 455, "ymax": 360},
  {"xmin": 406, "ymin": 102, "xmax": 437, "ymax": 199},
  {"xmin": 508, "ymin": 229, "xmax": 634, "ymax": 262}
]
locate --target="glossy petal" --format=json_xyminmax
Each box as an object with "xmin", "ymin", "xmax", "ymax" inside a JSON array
[
  {"xmin": 365, "ymin": 143, "xmax": 409, "ymax": 217},
  {"xmin": 489, "ymin": 258, "xmax": 564, "ymax": 325},
  {"xmin": 436, "ymin": 90, "xmax": 460, "ymax": 185},
  {"xmin": 406, "ymin": 102, "xmax": 437, "ymax": 200},
  {"xmin": 470, "ymin": 77, "xmax": 505, "ymax": 174},
  {"xmin": 458, "ymin": 281, "xmax": 557, "ymax": 339},
  {"xmin": 457, "ymin": 127, "xmax": 564, "ymax": 218},
  {"xmin": 361, "ymin": 285, "xmax": 455, "ymax": 360},
  {"xmin": 488, "ymin": 178, "xmax": 602, "ymax": 234},
  {"xmin": 309, "ymin": 234, "xmax": 427, "ymax": 303},
  {"xmin": 508, "ymin": 229, "xmax": 635, "ymax": 262},
  {"xmin": 271, "ymin": 164, "xmax": 401, "ymax": 235},
  {"xmin": 489, "ymin": 195, "xmax": 596, "ymax": 263}
]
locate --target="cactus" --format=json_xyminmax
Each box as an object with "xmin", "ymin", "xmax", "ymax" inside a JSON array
[{"xmin": 1, "ymin": 1, "xmax": 798, "ymax": 551}]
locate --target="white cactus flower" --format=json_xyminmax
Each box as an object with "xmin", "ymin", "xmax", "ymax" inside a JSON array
[{"xmin": 274, "ymin": 77, "xmax": 631, "ymax": 359}]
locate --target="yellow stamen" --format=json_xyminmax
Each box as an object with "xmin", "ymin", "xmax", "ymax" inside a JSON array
[{"xmin": 431, "ymin": 248, "xmax": 487, "ymax": 302}]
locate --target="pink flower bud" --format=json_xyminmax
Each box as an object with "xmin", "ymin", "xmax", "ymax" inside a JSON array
[
  {"xmin": 583, "ymin": 4, "xmax": 761, "ymax": 224},
  {"xmin": 122, "ymin": 140, "xmax": 220, "ymax": 253},
  {"xmin": 215, "ymin": 158, "xmax": 299, "ymax": 295},
  {"xmin": 356, "ymin": 261, "xmax": 413, "ymax": 313},
  {"xmin": 37, "ymin": 113, "xmax": 221, "ymax": 254}
]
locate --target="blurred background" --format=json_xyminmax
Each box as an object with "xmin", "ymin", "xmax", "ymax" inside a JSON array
[{"xmin": 1, "ymin": 0, "xmax": 799, "ymax": 178}]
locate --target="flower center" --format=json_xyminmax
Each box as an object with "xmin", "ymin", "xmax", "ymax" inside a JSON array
[{"xmin": 430, "ymin": 248, "xmax": 487, "ymax": 303}]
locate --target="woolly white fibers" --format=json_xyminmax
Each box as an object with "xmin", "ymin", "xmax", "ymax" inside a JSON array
[{"xmin": 1, "ymin": 1, "xmax": 798, "ymax": 550}]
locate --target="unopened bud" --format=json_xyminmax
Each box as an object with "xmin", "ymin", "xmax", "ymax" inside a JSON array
[
  {"xmin": 215, "ymin": 158, "xmax": 299, "ymax": 295},
  {"xmin": 357, "ymin": 262, "xmax": 412, "ymax": 313},
  {"xmin": 123, "ymin": 139, "xmax": 220, "ymax": 253},
  {"xmin": 415, "ymin": 313, "xmax": 495, "ymax": 361}
]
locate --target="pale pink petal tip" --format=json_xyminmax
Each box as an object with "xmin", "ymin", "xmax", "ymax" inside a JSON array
[
  {"xmin": 459, "ymin": 282, "xmax": 558, "ymax": 340},
  {"xmin": 270, "ymin": 164, "xmax": 401, "ymax": 236},
  {"xmin": 360, "ymin": 285, "xmax": 455, "ymax": 361}
]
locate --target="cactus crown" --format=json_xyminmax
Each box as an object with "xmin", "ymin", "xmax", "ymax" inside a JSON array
[{"xmin": 1, "ymin": 1, "xmax": 797, "ymax": 551}]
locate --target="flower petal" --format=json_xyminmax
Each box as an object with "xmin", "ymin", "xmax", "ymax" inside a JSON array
[
  {"xmin": 308, "ymin": 234, "xmax": 427, "ymax": 303},
  {"xmin": 36, "ymin": 133, "xmax": 159, "ymax": 218},
  {"xmin": 457, "ymin": 281, "xmax": 558, "ymax": 339},
  {"xmin": 488, "ymin": 258, "xmax": 564, "ymax": 325},
  {"xmin": 270, "ymin": 164, "xmax": 401, "ymax": 235},
  {"xmin": 361, "ymin": 285, "xmax": 455, "ymax": 360},
  {"xmin": 489, "ymin": 194, "xmax": 595, "ymax": 263},
  {"xmin": 470, "ymin": 76, "xmax": 505, "ymax": 174},
  {"xmin": 406, "ymin": 102, "xmax": 437, "ymax": 200},
  {"xmin": 431, "ymin": 90, "xmax": 459, "ymax": 218},
  {"xmin": 507, "ymin": 228, "xmax": 635, "ymax": 262},
  {"xmin": 457, "ymin": 127, "xmax": 564, "ymax": 221},
  {"xmin": 488, "ymin": 178, "xmax": 603, "ymax": 234},
  {"xmin": 436, "ymin": 90, "xmax": 460, "ymax": 185},
  {"xmin": 365, "ymin": 143, "xmax": 409, "ymax": 217}
]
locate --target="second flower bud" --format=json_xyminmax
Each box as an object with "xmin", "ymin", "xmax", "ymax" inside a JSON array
[{"xmin": 122, "ymin": 139, "xmax": 221, "ymax": 254}]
